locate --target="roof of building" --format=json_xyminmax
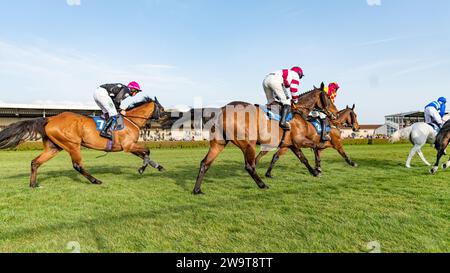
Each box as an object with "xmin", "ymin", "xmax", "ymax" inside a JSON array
[{"xmin": 385, "ymin": 111, "xmax": 424, "ymax": 118}]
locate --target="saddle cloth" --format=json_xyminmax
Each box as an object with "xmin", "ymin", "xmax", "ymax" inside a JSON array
[
  {"xmin": 258, "ymin": 105, "xmax": 294, "ymax": 122},
  {"xmin": 92, "ymin": 115, "xmax": 125, "ymax": 131}
]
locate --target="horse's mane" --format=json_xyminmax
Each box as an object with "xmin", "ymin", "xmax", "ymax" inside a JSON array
[
  {"xmin": 298, "ymin": 88, "xmax": 320, "ymax": 98},
  {"xmin": 126, "ymin": 96, "xmax": 154, "ymax": 111}
]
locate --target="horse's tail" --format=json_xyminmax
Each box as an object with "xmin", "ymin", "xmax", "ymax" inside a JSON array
[
  {"xmin": 0, "ymin": 118, "xmax": 48, "ymax": 149},
  {"xmin": 389, "ymin": 126, "xmax": 412, "ymax": 143}
]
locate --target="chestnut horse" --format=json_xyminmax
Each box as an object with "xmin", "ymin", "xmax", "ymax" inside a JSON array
[
  {"xmin": 0, "ymin": 97, "xmax": 167, "ymax": 188},
  {"xmin": 256, "ymin": 105, "xmax": 361, "ymax": 179},
  {"xmin": 193, "ymin": 84, "xmax": 339, "ymax": 194}
]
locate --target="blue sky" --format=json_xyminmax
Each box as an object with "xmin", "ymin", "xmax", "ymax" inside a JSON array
[{"xmin": 0, "ymin": 0, "xmax": 449, "ymax": 123}]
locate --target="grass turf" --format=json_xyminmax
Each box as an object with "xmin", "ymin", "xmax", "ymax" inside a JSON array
[{"xmin": 0, "ymin": 144, "xmax": 448, "ymax": 253}]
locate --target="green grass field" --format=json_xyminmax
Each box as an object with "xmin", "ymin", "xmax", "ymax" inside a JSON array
[{"xmin": 0, "ymin": 144, "xmax": 448, "ymax": 253}]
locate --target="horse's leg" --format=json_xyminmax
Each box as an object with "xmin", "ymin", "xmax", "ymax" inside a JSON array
[
  {"xmin": 255, "ymin": 150, "xmax": 269, "ymax": 165},
  {"xmin": 406, "ymin": 145, "xmax": 421, "ymax": 169},
  {"xmin": 430, "ymin": 150, "xmax": 445, "ymax": 174},
  {"xmin": 431, "ymin": 138, "xmax": 450, "ymax": 174},
  {"xmin": 69, "ymin": 147, "xmax": 102, "ymax": 184},
  {"xmin": 314, "ymin": 149, "xmax": 322, "ymax": 174},
  {"xmin": 443, "ymin": 157, "xmax": 450, "ymax": 170},
  {"xmin": 417, "ymin": 148, "xmax": 431, "ymax": 166},
  {"xmin": 193, "ymin": 141, "xmax": 226, "ymax": 195},
  {"xmin": 243, "ymin": 143, "xmax": 268, "ymax": 189},
  {"xmin": 30, "ymin": 139, "xmax": 61, "ymax": 188},
  {"xmin": 290, "ymin": 147, "xmax": 319, "ymax": 177},
  {"xmin": 332, "ymin": 139, "xmax": 358, "ymax": 167},
  {"xmin": 130, "ymin": 146, "xmax": 165, "ymax": 174},
  {"xmin": 265, "ymin": 147, "xmax": 289, "ymax": 178}
]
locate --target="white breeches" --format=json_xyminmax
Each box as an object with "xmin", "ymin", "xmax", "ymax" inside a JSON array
[
  {"xmin": 263, "ymin": 75, "xmax": 291, "ymax": 106},
  {"xmin": 94, "ymin": 87, "xmax": 118, "ymax": 117},
  {"xmin": 425, "ymin": 107, "xmax": 443, "ymax": 125},
  {"xmin": 310, "ymin": 111, "xmax": 327, "ymax": 119}
]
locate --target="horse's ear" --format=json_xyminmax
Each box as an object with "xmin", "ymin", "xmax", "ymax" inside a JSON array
[
  {"xmin": 154, "ymin": 97, "xmax": 159, "ymax": 104},
  {"xmin": 313, "ymin": 85, "xmax": 317, "ymax": 89},
  {"xmin": 352, "ymin": 104, "xmax": 355, "ymax": 110},
  {"xmin": 346, "ymin": 105, "xmax": 349, "ymax": 109},
  {"xmin": 320, "ymin": 82, "xmax": 325, "ymax": 90}
]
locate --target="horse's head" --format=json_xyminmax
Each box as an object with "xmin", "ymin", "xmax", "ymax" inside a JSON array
[
  {"xmin": 340, "ymin": 104, "xmax": 360, "ymax": 132},
  {"xmin": 302, "ymin": 82, "xmax": 339, "ymax": 120},
  {"xmin": 126, "ymin": 96, "xmax": 169, "ymax": 127},
  {"xmin": 152, "ymin": 97, "xmax": 171, "ymax": 124}
]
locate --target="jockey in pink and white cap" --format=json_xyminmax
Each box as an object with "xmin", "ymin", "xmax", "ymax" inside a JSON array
[{"xmin": 93, "ymin": 81, "xmax": 143, "ymax": 140}]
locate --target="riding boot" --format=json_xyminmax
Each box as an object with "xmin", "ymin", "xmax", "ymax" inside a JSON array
[
  {"xmin": 100, "ymin": 116, "xmax": 117, "ymax": 140},
  {"xmin": 321, "ymin": 118, "xmax": 331, "ymax": 142},
  {"xmin": 279, "ymin": 105, "xmax": 291, "ymax": 131}
]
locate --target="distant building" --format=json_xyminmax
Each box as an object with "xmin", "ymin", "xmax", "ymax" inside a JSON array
[
  {"xmin": 0, "ymin": 103, "xmax": 101, "ymax": 130},
  {"xmin": 384, "ymin": 111, "xmax": 425, "ymax": 136},
  {"xmin": 340, "ymin": 125, "xmax": 385, "ymax": 139}
]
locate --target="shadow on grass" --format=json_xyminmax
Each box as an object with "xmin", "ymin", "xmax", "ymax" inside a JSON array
[{"xmin": 0, "ymin": 201, "xmax": 224, "ymax": 252}]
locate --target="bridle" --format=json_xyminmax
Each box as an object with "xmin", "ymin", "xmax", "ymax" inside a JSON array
[{"xmin": 123, "ymin": 101, "xmax": 162, "ymax": 128}]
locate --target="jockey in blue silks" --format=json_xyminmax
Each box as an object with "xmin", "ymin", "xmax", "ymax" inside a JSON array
[{"xmin": 425, "ymin": 97, "xmax": 447, "ymax": 128}]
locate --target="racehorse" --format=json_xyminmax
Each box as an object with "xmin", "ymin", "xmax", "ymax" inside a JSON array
[
  {"xmin": 256, "ymin": 105, "xmax": 361, "ymax": 178},
  {"xmin": 390, "ymin": 115, "xmax": 450, "ymax": 168},
  {"xmin": 193, "ymin": 83, "xmax": 339, "ymax": 194},
  {"xmin": 0, "ymin": 97, "xmax": 167, "ymax": 188},
  {"xmin": 430, "ymin": 120, "xmax": 450, "ymax": 175}
]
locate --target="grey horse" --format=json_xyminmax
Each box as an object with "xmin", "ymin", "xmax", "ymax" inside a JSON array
[{"xmin": 390, "ymin": 115, "xmax": 449, "ymax": 168}]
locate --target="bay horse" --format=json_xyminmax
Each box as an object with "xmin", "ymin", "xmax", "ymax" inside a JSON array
[
  {"xmin": 0, "ymin": 97, "xmax": 167, "ymax": 188},
  {"xmin": 430, "ymin": 120, "xmax": 450, "ymax": 175},
  {"xmin": 256, "ymin": 105, "xmax": 361, "ymax": 179},
  {"xmin": 193, "ymin": 83, "xmax": 339, "ymax": 194}
]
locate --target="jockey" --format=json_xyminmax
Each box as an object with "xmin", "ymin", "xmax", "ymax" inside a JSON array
[
  {"xmin": 324, "ymin": 82, "xmax": 340, "ymax": 104},
  {"xmin": 310, "ymin": 82, "xmax": 340, "ymax": 142},
  {"xmin": 263, "ymin": 66, "xmax": 304, "ymax": 130},
  {"xmin": 93, "ymin": 81, "xmax": 142, "ymax": 140},
  {"xmin": 425, "ymin": 97, "xmax": 447, "ymax": 128}
]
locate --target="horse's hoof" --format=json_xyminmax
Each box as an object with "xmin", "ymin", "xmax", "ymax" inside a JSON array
[
  {"xmin": 259, "ymin": 184, "xmax": 270, "ymax": 190},
  {"xmin": 265, "ymin": 173, "xmax": 273, "ymax": 179},
  {"xmin": 352, "ymin": 163, "xmax": 358, "ymax": 168},
  {"xmin": 429, "ymin": 167, "xmax": 438, "ymax": 175},
  {"xmin": 443, "ymin": 164, "xmax": 448, "ymax": 170},
  {"xmin": 30, "ymin": 183, "xmax": 40, "ymax": 189},
  {"xmin": 157, "ymin": 166, "xmax": 166, "ymax": 172},
  {"xmin": 92, "ymin": 179, "xmax": 103, "ymax": 185},
  {"xmin": 312, "ymin": 169, "xmax": 322, "ymax": 177},
  {"xmin": 406, "ymin": 165, "xmax": 411, "ymax": 169},
  {"xmin": 193, "ymin": 189, "xmax": 204, "ymax": 195},
  {"xmin": 138, "ymin": 168, "xmax": 145, "ymax": 175}
]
